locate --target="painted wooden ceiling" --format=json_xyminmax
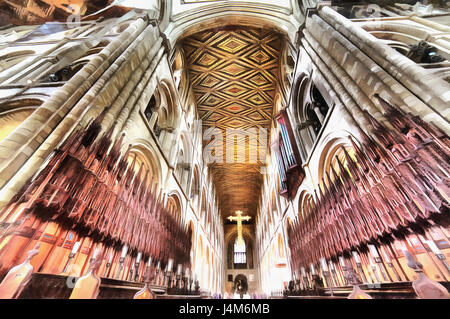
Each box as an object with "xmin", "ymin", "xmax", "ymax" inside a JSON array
[{"xmin": 182, "ymin": 26, "xmax": 282, "ymax": 219}]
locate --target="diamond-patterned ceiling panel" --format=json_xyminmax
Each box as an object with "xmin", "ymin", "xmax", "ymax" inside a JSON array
[{"xmin": 183, "ymin": 27, "xmax": 282, "ymax": 218}]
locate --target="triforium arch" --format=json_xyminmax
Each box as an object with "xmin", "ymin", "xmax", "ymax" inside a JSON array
[
  {"xmin": 316, "ymin": 132, "xmax": 357, "ymax": 185},
  {"xmin": 359, "ymin": 20, "xmax": 449, "ymax": 54},
  {"xmin": 292, "ymin": 74, "xmax": 311, "ymax": 125},
  {"xmin": 145, "ymin": 79, "xmax": 180, "ymax": 135},
  {"xmin": 171, "ymin": 47, "xmax": 187, "ymax": 93},
  {"xmin": 294, "ymin": 77, "xmax": 334, "ymax": 150},
  {"xmin": 157, "ymin": 80, "xmax": 180, "ymax": 129},
  {"xmin": 358, "ymin": 20, "xmax": 449, "ymax": 81},
  {"xmin": 167, "ymin": 191, "xmax": 183, "ymax": 224},
  {"xmin": 128, "ymin": 141, "xmax": 162, "ymax": 187}
]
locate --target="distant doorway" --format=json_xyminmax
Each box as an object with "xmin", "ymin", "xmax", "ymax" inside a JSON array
[{"xmin": 233, "ymin": 274, "xmax": 248, "ymax": 298}]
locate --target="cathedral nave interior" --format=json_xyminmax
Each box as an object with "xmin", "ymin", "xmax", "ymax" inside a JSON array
[{"xmin": 0, "ymin": 0, "xmax": 449, "ymax": 299}]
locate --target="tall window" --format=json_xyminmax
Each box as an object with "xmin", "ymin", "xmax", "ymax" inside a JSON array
[
  {"xmin": 234, "ymin": 238, "xmax": 246, "ymax": 265},
  {"xmin": 305, "ymin": 85, "xmax": 331, "ymax": 137},
  {"xmin": 144, "ymin": 95, "xmax": 157, "ymax": 122}
]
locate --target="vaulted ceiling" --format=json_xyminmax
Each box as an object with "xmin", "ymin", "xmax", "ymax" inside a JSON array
[{"xmin": 182, "ymin": 26, "xmax": 283, "ymax": 219}]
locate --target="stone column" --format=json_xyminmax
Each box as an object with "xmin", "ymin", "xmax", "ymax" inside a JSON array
[
  {"xmin": 318, "ymin": 6, "xmax": 450, "ymax": 128},
  {"xmin": 0, "ymin": 18, "xmax": 148, "ymax": 208},
  {"xmin": 313, "ymin": 103, "xmax": 325, "ymax": 124}
]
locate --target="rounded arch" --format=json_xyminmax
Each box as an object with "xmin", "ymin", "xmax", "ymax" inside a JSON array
[
  {"xmin": 297, "ymin": 190, "xmax": 313, "ymax": 221},
  {"xmin": 0, "ymin": 97, "xmax": 44, "ymax": 143},
  {"xmin": 172, "ymin": 48, "xmax": 184, "ymax": 72},
  {"xmin": 166, "ymin": 7, "xmax": 299, "ymax": 47},
  {"xmin": 157, "ymin": 80, "xmax": 179, "ymax": 129},
  {"xmin": 292, "ymin": 74, "xmax": 311, "ymax": 124},
  {"xmin": 0, "ymin": 97, "xmax": 45, "ymax": 113},
  {"xmin": 285, "ymin": 217, "xmax": 293, "ymax": 232},
  {"xmin": 167, "ymin": 192, "xmax": 183, "ymax": 223},
  {"xmin": 171, "ymin": 48, "xmax": 186, "ymax": 92},
  {"xmin": 359, "ymin": 21, "xmax": 449, "ymax": 63},
  {"xmin": 360, "ymin": 21, "xmax": 436, "ymax": 43},
  {"xmin": 273, "ymin": 93, "xmax": 284, "ymax": 115},
  {"xmin": 316, "ymin": 131, "xmax": 361, "ymax": 185},
  {"xmin": 224, "ymin": 227, "xmax": 254, "ymax": 246},
  {"xmin": 0, "ymin": 108, "xmax": 36, "ymax": 143},
  {"xmin": 179, "ymin": 131, "xmax": 193, "ymax": 159},
  {"xmin": 291, "ymin": 74, "xmax": 320, "ymax": 158},
  {"xmin": 0, "ymin": 49, "xmax": 35, "ymax": 71},
  {"xmin": 233, "ymin": 274, "xmax": 249, "ymax": 295},
  {"xmin": 280, "ymin": 43, "xmax": 296, "ymax": 89},
  {"xmin": 128, "ymin": 141, "xmax": 162, "ymax": 186}
]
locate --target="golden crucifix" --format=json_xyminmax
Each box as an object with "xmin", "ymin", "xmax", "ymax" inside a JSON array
[{"xmin": 228, "ymin": 210, "xmax": 251, "ymax": 246}]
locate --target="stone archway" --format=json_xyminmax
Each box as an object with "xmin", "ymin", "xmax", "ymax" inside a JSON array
[{"xmin": 233, "ymin": 274, "xmax": 248, "ymax": 298}]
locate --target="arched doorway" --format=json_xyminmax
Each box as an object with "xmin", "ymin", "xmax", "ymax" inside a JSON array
[{"xmin": 233, "ymin": 274, "xmax": 248, "ymax": 298}]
